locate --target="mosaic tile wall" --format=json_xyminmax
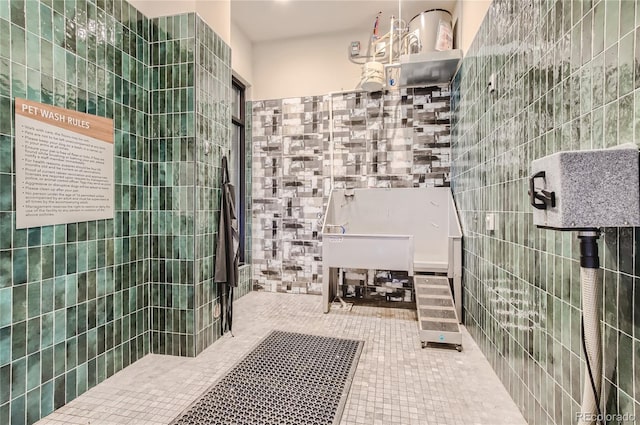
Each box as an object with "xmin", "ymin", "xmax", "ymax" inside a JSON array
[
  {"xmin": 451, "ymin": 1, "xmax": 640, "ymax": 424},
  {"xmin": 0, "ymin": 0, "xmax": 151, "ymax": 423},
  {"xmin": 252, "ymin": 88, "xmax": 451, "ymax": 293}
]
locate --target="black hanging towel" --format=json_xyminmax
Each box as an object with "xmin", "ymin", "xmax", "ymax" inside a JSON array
[{"xmin": 214, "ymin": 156, "xmax": 239, "ymax": 335}]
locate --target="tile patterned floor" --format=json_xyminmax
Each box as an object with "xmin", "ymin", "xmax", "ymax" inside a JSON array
[{"xmin": 36, "ymin": 292, "xmax": 526, "ymax": 425}]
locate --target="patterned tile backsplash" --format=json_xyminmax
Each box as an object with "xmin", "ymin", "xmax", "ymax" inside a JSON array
[
  {"xmin": 0, "ymin": 1, "xmax": 246, "ymax": 424},
  {"xmin": 252, "ymin": 88, "xmax": 451, "ymax": 294},
  {"xmin": 451, "ymin": 1, "xmax": 640, "ymax": 424}
]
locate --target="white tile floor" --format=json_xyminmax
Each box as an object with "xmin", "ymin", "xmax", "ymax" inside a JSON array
[{"xmin": 36, "ymin": 292, "xmax": 526, "ymax": 425}]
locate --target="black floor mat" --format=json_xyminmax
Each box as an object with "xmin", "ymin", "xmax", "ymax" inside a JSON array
[{"xmin": 171, "ymin": 330, "xmax": 364, "ymax": 425}]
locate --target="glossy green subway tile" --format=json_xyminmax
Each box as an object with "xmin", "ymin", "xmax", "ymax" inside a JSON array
[
  {"xmin": 52, "ymin": 276, "xmax": 64, "ymax": 310},
  {"xmin": 619, "ymin": 32, "xmax": 634, "ymax": 97},
  {"xmin": 11, "ymin": 352, "xmax": 26, "ymax": 398},
  {"xmin": 26, "ymin": 387, "xmax": 40, "ymax": 424},
  {"xmin": 0, "ymin": 326, "xmax": 9, "ymax": 367},
  {"xmin": 0, "ymin": 173, "xmax": 12, "ymax": 211},
  {"xmin": 26, "ymin": 282, "xmax": 39, "ymax": 319},
  {"xmin": 10, "ymin": 393, "xmax": 25, "ymax": 425},
  {"xmin": 11, "ymin": 61, "xmax": 26, "ymax": 98},
  {"xmin": 0, "ymin": 59, "xmax": 9, "ymax": 98},
  {"xmin": 0, "ymin": 287, "xmax": 10, "ymax": 328},
  {"xmin": 40, "ymin": 278, "xmax": 54, "ymax": 313},
  {"xmin": 40, "ymin": 379, "xmax": 54, "ymax": 418},
  {"xmin": 65, "ymin": 242, "xmax": 76, "ymax": 274},
  {"xmin": 76, "ymin": 362, "xmax": 87, "ymax": 395},
  {"xmin": 0, "ymin": 19, "xmax": 9, "ymax": 59},
  {"xmin": 604, "ymin": 99, "xmax": 619, "ymax": 148},
  {"xmin": 0, "ymin": 332, "xmax": 11, "ymax": 372},
  {"xmin": 53, "ymin": 310, "xmax": 65, "ymax": 346},
  {"xmin": 620, "ymin": 0, "xmax": 635, "ymax": 38},
  {"xmin": 41, "ymin": 245, "xmax": 54, "ymax": 280},
  {"xmin": 26, "ymin": 30, "xmax": 40, "ymax": 71},
  {"xmin": 66, "ymin": 336, "xmax": 77, "ymax": 369},
  {"xmin": 634, "ymin": 30, "xmax": 640, "ymax": 93},
  {"xmin": 40, "ymin": 312, "xmax": 53, "ymax": 351},
  {"xmin": 76, "ymin": 242, "xmax": 88, "ymax": 274},
  {"xmin": 25, "ymin": 0, "xmax": 40, "ymax": 35},
  {"xmin": 53, "ymin": 368, "xmax": 64, "ymax": 409},
  {"xmin": 10, "ymin": 0, "xmax": 24, "ymax": 29},
  {"xmin": 40, "ymin": 227, "xmax": 54, "ymax": 246},
  {"xmin": 39, "ymin": 5, "xmax": 52, "ymax": 43},
  {"xmin": 64, "ymin": 276, "xmax": 77, "ymax": 309},
  {"xmin": 52, "ymin": 244, "xmax": 64, "ymax": 278},
  {"xmin": 50, "ymin": 0, "xmax": 63, "ymax": 16},
  {"xmin": 0, "ymin": 213, "xmax": 11, "ymax": 250},
  {"xmin": 27, "ymin": 247, "xmax": 42, "ymax": 283},
  {"xmin": 0, "ymin": 0, "xmax": 8, "ymax": 21},
  {"xmin": 26, "ymin": 351, "xmax": 40, "ymax": 392},
  {"xmin": 619, "ymin": 93, "xmax": 634, "ymax": 146},
  {"xmin": 11, "ymin": 22, "xmax": 25, "ymax": 65},
  {"xmin": 12, "ymin": 248, "xmax": 27, "ymax": 285},
  {"xmin": 605, "ymin": 0, "xmax": 620, "ymax": 49}
]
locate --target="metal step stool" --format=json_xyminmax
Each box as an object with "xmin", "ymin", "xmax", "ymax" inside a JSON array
[{"xmin": 414, "ymin": 275, "xmax": 462, "ymax": 351}]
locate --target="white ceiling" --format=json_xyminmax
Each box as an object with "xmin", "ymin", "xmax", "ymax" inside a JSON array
[{"xmin": 231, "ymin": 0, "xmax": 458, "ymax": 43}]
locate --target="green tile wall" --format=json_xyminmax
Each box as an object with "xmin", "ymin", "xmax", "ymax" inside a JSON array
[
  {"xmin": 193, "ymin": 16, "xmax": 231, "ymax": 356},
  {"xmin": 0, "ymin": 1, "xmax": 242, "ymax": 423},
  {"xmin": 451, "ymin": 1, "xmax": 640, "ymax": 424},
  {"xmin": 149, "ymin": 12, "xmax": 197, "ymax": 357},
  {"xmin": 0, "ymin": 0, "xmax": 151, "ymax": 423},
  {"xmin": 235, "ymin": 265, "xmax": 252, "ymax": 300}
]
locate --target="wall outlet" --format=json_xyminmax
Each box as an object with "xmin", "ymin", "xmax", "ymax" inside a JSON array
[
  {"xmin": 350, "ymin": 41, "xmax": 360, "ymax": 57},
  {"xmin": 485, "ymin": 213, "xmax": 495, "ymax": 231},
  {"xmin": 488, "ymin": 73, "xmax": 497, "ymax": 94}
]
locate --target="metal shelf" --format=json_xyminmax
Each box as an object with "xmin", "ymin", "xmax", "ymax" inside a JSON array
[{"xmin": 398, "ymin": 49, "xmax": 463, "ymax": 86}]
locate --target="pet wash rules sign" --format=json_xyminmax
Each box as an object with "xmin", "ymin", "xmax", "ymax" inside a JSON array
[{"xmin": 14, "ymin": 98, "xmax": 115, "ymax": 229}]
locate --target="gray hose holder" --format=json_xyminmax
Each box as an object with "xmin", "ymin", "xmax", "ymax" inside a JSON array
[{"xmin": 530, "ymin": 144, "xmax": 640, "ymax": 229}]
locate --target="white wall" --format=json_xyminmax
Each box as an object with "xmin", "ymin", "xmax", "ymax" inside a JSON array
[
  {"xmin": 128, "ymin": 1, "xmax": 490, "ymax": 101},
  {"xmin": 231, "ymin": 22, "xmax": 254, "ymax": 97},
  {"xmin": 129, "ymin": 0, "xmax": 195, "ymax": 20},
  {"xmin": 197, "ymin": 0, "xmax": 230, "ymax": 45},
  {"xmin": 252, "ymin": 29, "xmax": 371, "ymax": 100},
  {"xmin": 128, "ymin": 0, "xmax": 231, "ymax": 45},
  {"xmin": 250, "ymin": 2, "xmax": 492, "ymax": 101},
  {"xmin": 455, "ymin": 0, "xmax": 492, "ymax": 55}
]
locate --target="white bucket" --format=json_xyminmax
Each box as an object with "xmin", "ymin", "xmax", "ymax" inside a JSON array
[
  {"xmin": 361, "ymin": 61, "xmax": 385, "ymax": 92},
  {"xmin": 409, "ymin": 9, "xmax": 453, "ymax": 53}
]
